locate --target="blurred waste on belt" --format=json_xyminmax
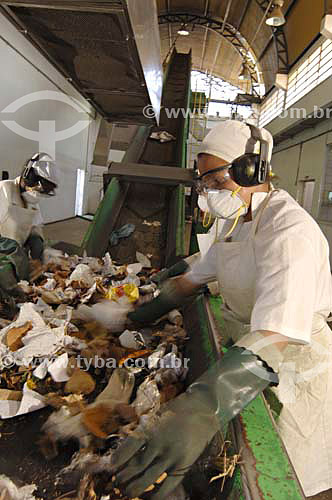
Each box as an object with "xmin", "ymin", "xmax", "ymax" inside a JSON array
[{"xmin": 0, "ymin": 247, "xmax": 194, "ymax": 500}]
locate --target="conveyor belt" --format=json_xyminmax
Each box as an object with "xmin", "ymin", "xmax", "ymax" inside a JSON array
[{"xmin": 82, "ymin": 49, "xmax": 192, "ymax": 267}]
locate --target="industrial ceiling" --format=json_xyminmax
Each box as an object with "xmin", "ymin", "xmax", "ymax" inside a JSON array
[
  {"xmin": 0, "ymin": 0, "xmax": 326, "ymax": 124},
  {"xmin": 157, "ymin": 0, "xmax": 325, "ymax": 94}
]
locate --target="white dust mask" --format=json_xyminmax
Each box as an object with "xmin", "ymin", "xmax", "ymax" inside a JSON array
[
  {"xmin": 198, "ymin": 194, "xmax": 209, "ymax": 212},
  {"xmin": 206, "ymin": 188, "xmax": 248, "ymax": 219},
  {"xmin": 22, "ymin": 190, "xmax": 40, "ymax": 204}
]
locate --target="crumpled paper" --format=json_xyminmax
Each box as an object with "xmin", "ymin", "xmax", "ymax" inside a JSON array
[
  {"xmin": 150, "ymin": 131, "xmax": 176, "ymax": 143},
  {"xmin": 0, "ymin": 475, "xmax": 37, "ymax": 500},
  {"xmin": 0, "ymin": 304, "xmax": 74, "ymax": 368},
  {"xmin": 0, "ymin": 383, "xmax": 45, "ymax": 419}
]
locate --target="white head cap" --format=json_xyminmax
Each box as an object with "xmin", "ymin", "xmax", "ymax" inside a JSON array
[{"xmin": 197, "ymin": 120, "xmax": 273, "ymax": 163}]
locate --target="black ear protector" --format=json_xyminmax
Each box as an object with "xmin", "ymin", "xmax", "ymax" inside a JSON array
[{"xmin": 230, "ymin": 124, "xmax": 271, "ymax": 187}]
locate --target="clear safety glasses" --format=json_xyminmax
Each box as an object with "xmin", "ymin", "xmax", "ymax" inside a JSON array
[{"xmin": 195, "ymin": 165, "xmax": 231, "ymax": 194}]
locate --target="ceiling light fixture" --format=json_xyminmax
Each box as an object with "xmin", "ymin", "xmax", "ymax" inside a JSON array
[
  {"xmin": 239, "ymin": 64, "xmax": 251, "ymax": 81},
  {"xmin": 266, "ymin": 0, "xmax": 285, "ymax": 27},
  {"xmin": 178, "ymin": 24, "xmax": 190, "ymax": 36}
]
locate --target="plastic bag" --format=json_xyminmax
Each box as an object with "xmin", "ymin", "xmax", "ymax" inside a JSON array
[
  {"xmin": 75, "ymin": 298, "xmax": 133, "ymax": 333},
  {"xmin": 109, "ymin": 223, "xmax": 135, "ymax": 246},
  {"xmin": 105, "ymin": 283, "xmax": 139, "ymax": 304}
]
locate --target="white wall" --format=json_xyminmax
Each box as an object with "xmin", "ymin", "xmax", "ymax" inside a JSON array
[
  {"xmin": 0, "ymin": 13, "xmax": 100, "ymax": 223},
  {"xmin": 269, "ymin": 106, "xmax": 332, "ymax": 264}
]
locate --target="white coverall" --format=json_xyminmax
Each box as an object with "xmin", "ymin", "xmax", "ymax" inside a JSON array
[
  {"xmin": 186, "ymin": 189, "xmax": 332, "ymax": 497},
  {"xmin": 0, "ymin": 177, "xmax": 43, "ymax": 245}
]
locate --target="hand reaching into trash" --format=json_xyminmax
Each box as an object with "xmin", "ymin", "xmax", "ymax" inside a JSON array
[
  {"xmin": 111, "ymin": 346, "xmax": 276, "ymax": 499},
  {"xmin": 111, "ymin": 392, "xmax": 220, "ymax": 500}
]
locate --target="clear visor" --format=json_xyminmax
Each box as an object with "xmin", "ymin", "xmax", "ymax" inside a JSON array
[{"xmin": 33, "ymin": 160, "xmax": 58, "ymax": 187}]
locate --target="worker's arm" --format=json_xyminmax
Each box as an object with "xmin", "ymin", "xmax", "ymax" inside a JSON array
[
  {"xmin": 128, "ymin": 245, "xmax": 217, "ymax": 324},
  {"xmin": 110, "ymin": 336, "xmax": 281, "ymax": 500},
  {"xmin": 128, "ymin": 275, "xmax": 202, "ymax": 324},
  {"xmin": 25, "ymin": 232, "xmax": 44, "ymax": 261}
]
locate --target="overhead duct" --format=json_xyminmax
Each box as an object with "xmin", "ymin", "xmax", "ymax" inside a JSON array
[{"xmin": 0, "ymin": 0, "xmax": 163, "ymax": 124}]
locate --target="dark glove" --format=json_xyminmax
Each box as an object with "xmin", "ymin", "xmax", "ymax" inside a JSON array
[
  {"xmin": 151, "ymin": 260, "xmax": 189, "ymax": 285},
  {"xmin": 128, "ymin": 280, "xmax": 184, "ymax": 325},
  {"xmin": 111, "ymin": 346, "xmax": 278, "ymax": 500},
  {"xmin": 25, "ymin": 233, "xmax": 44, "ymax": 261}
]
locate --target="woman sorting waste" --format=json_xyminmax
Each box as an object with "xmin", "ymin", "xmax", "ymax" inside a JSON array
[
  {"xmin": 111, "ymin": 120, "xmax": 332, "ymax": 499},
  {"xmin": 0, "ymin": 153, "xmax": 57, "ymax": 301}
]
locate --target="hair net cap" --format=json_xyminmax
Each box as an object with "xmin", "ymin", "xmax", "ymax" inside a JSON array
[{"xmin": 197, "ymin": 120, "xmax": 273, "ymax": 163}]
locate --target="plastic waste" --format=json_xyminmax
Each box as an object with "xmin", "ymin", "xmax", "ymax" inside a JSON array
[
  {"xmin": 132, "ymin": 377, "xmax": 161, "ymax": 416},
  {"xmin": 136, "ymin": 251, "xmax": 152, "ymax": 268},
  {"xmin": 109, "ymin": 223, "xmax": 135, "ymax": 246},
  {"xmin": 75, "ymin": 298, "xmax": 133, "ymax": 333},
  {"xmin": 106, "ymin": 283, "xmax": 139, "ymax": 303},
  {"xmin": 119, "ymin": 330, "xmax": 145, "ymax": 350},
  {"xmin": 67, "ymin": 264, "xmax": 95, "ymax": 288}
]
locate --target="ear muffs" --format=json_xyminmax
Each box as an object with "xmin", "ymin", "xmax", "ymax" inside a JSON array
[{"xmin": 231, "ymin": 153, "xmax": 267, "ymax": 187}]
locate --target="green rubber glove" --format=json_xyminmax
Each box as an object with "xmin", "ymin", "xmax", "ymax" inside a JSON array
[
  {"xmin": 128, "ymin": 280, "xmax": 184, "ymax": 324},
  {"xmin": 111, "ymin": 346, "xmax": 277, "ymax": 500},
  {"xmin": 151, "ymin": 260, "xmax": 190, "ymax": 285}
]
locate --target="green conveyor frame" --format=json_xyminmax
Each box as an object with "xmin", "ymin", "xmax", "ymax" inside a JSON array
[{"xmin": 183, "ymin": 292, "xmax": 305, "ymax": 500}]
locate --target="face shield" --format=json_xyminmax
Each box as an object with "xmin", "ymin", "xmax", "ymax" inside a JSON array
[{"xmin": 22, "ymin": 154, "xmax": 58, "ymax": 196}]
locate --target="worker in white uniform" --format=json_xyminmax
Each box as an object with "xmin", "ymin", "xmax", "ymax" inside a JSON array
[
  {"xmin": 111, "ymin": 120, "xmax": 332, "ymax": 499},
  {"xmin": 0, "ymin": 152, "xmax": 57, "ymax": 298},
  {"xmin": 150, "ymin": 193, "xmax": 222, "ymax": 286}
]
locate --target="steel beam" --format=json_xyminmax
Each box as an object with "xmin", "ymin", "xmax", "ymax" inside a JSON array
[
  {"xmin": 159, "ymin": 12, "xmax": 259, "ymax": 84},
  {"xmin": 107, "ymin": 162, "xmax": 195, "ymax": 186}
]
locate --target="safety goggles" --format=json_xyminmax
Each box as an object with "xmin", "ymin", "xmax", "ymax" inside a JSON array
[{"xmin": 195, "ymin": 164, "xmax": 231, "ymax": 194}]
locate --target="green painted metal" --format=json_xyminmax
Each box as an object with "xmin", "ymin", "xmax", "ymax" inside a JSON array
[
  {"xmin": 240, "ymin": 396, "xmax": 304, "ymax": 499},
  {"xmin": 173, "ymin": 54, "xmax": 191, "ymax": 260},
  {"xmin": 81, "ymin": 126, "xmax": 151, "ymax": 257},
  {"xmin": 228, "ymin": 470, "xmax": 245, "ymax": 500},
  {"xmin": 207, "ymin": 295, "xmax": 304, "ymax": 499},
  {"xmin": 81, "ymin": 177, "xmax": 121, "ymax": 257}
]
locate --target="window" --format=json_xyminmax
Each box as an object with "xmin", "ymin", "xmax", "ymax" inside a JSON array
[
  {"xmin": 259, "ymin": 38, "xmax": 332, "ymax": 127},
  {"xmin": 318, "ymin": 144, "xmax": 332, "ymax": 221}
]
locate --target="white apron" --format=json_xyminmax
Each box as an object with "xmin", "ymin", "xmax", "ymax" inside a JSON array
[
  {"xmin": 0, "ymin": 204, "xmax": 39, "ymax": 246},
  {"xmin": 215, "ymin": 193, "xmax": 332, "ymax": 497}
]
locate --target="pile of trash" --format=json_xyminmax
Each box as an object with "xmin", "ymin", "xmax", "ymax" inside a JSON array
[{"xmin": 0, "ymin": 249, "xmax": 190, "ymax": 500}]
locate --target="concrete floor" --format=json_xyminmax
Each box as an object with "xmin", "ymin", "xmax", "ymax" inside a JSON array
[
  {"xmin": 43, "ymin": 216, "xmax": 91, "ymax": 247},
  {"xmin": 309, "ymin": 492, "xmax": 332, "ymax": 500}
]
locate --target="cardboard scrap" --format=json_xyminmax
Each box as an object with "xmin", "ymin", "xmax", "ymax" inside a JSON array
[{"xmin": 6, "ymin": 322, "xmax": 32, "ymax": 352}]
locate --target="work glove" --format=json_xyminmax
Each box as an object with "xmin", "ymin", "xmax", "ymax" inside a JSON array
[
  {"xmin": 128, "ymin": 280, "xmax": 185, "ymax": 325},
  {"xmin": 111, "ymin": 346, "xmax": 278, "ymax": 500},
  {"xmin": 25, "ymin": 233, "xmax": 44, "ymax": 261},
  {"xmin": 151, "ymin": 260, "xmax": 190, "ymax": 285}
]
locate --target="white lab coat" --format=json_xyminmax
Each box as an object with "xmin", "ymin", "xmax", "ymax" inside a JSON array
[
  {"xmin": 187, "ymin": 189, "xmax": 332, "ymax": 496},
  {"xmin": 0, "ymin": 178, "xmax": 43, "ymax": 246}
]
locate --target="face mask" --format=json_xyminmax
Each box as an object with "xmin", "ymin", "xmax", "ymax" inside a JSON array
[
  {"xmin": 207, "ymin": 188, "xmax": 248, "ymax": 219},
  {"xmin": 22, "ymin": 190, "xmax": 40, "ymax": 204},
  {"xmin": 198, "ymin": 194, "xmax": 209, "ymax": 212}
]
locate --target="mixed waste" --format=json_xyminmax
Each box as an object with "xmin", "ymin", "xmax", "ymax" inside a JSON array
[{"xmin": 0, "ymin": 249, "xmax": 191, "ymax": 500}]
